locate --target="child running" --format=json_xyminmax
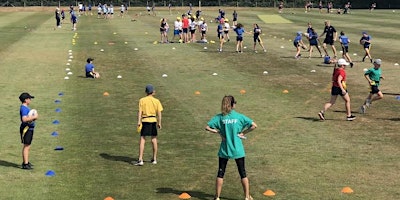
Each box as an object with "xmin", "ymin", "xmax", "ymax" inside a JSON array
[
  {"xmin": 293, "ymin": 31, "xmax": 306, "ymax": 59},
  {"xmin": 339, "ymin": 31, "xmax": 354, "ymax": 67}
]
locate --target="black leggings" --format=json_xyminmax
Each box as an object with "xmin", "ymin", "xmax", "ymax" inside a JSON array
[{"xmin": 217, "ymin": 157, "xmax": 247, "ymax": 179}]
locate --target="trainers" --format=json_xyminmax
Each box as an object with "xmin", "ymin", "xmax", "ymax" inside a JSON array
[
  {"xmin": 346, "ymin": 115, "xmax": 356, "ymax": 121},
  {"xmin": 350, "ymin": 62, "xmax": 354, "ymax": 68},
  {"xmin": 362, "ymin": 56, "xmax": 365, "ymax": 62},
  {"xmin": 213, "ymin": 198, "xmax": 220, "ymax": 200},
  {"xmin": 21, "ymin": 163, "xmax": 33, "ymax": 170},
  {"xmin": 132, "ymin": 160, "xmax": 143, "ymax": 166},
  {"xmin": 318, "ymin": 111, "xmax": 325, "ymax": 120},
  {"xmin": 245, "ymin": 196, "xmax": 254, "ymax": 200},
  {"xmin": 151, "ymin": 159, "xmax": 157, "ymax": 164},
  {"xmin": 360, "ymin": 105, "xmax": 366, "ymax": 114}
]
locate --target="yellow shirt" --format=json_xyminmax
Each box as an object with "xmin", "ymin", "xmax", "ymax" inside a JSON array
[{"xmin": 139, "ymin": 95, "xmax": 163, "ymax": 123}]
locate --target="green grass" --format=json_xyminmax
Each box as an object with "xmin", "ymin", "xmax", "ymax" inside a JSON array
[{"xmin": 0, "ymin": 7, "xmax": 399, "ymax": 200}]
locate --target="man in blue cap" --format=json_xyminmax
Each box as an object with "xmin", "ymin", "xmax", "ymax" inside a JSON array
[{"xmin": 133, "ymin": 84, "xmax": 163, "ymax": 166}]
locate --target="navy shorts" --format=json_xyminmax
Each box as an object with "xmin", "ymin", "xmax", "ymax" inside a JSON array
[
  {"xmin": 236, "ymin": 36, "xmax": 243, "ymax": 41},
  {"xmin": 370, "ymin": 85, "xmax": 380, "ymax": 94},
  {"xmin": 342, "ymin": 46, "xmax": 349, "ymax": 53},
  {"xmin": 140, "ymin": 122, "xmax": 158, "ymax": 137}
]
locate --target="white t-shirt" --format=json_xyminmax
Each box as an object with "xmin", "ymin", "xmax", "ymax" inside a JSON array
[
  {"xmin": 174, "ymin": 21, "xmax": 182, "ymax": 30},
  {"xmin": 224, "ymin": 23, "xmax": 230, "ymax": 31}
]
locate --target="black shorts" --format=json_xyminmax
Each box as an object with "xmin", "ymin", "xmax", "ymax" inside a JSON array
[
  {"xmin": 370, "ymin": 85, "xmax": 380, "ymax": 94},
  {"xmin": 190, "ymin": 29, "xmax": 196, "ymax": 34},
  {"xmin": 20, "ymin": 126, "xmax": 34, "ymax": 145},
  {"xmin": 342, "ymin": 46, "xmax": 349, "ymax": 53},
  {"xmin": 86, "ymin": 72, "xmax": 95, "ymax": 78},
  {"xmin": 182, "ymin": 28, "xmax": 188, "ymax": 33},
  {"xmin": 331, "ymin": 86, "xmax": 346, "ymax": 96},
  {"xmin": 140, "ymin": 122, "xmax": 158, "ymax": 137},
  {"xmin": 236, "ymin": 36, "xmax": 243, "ymax": 41},
  {"xmin": 324, "ymin": 38, "xmax": 334, "ymax": 45},
  {"xmin": 253, "ymin": 36, "xmax": 261, "ymax": 43}
]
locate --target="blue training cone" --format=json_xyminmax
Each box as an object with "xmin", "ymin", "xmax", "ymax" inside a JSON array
[
  {"xmin": 54, "ymin": 99, "xmax": 61, "ymax": 104},
  {"xmin": 55, "ymin": 108, "xmax": 62, "ymax": 113},
  {"xmin": 52, "ymin": 120, "xmax": 60, "ymax": 125},
  {"xmin": 51, "ymin": 131, "xmax": 59, "ymax": 137},
  {"xmin": 45, "ymin": 170, "xmax": 56, "ymax": 177},
  {"xmin": 58, "ymin": 92, "xmax": 64, "ymax": 96}
]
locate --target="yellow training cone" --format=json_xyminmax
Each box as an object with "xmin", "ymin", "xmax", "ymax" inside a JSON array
[
  {"xmin": 153, "ymin": 41, "xmax": 158, "ymax": 44},
  {"xmin": 194, "ymin": 91, "xmax": 201, "ymax": 95},
  {"xmin": 282, "ymin": 90, "xmax": 289, "ymax": 94},
  {"xmin": 263, "ymin": 189, "xmax": 276, "ymax": 196},
  {"xmin": 179, "ymin": 192, "xmax": 191, "ymax": 199},
  {"xmin": 103, "ymin": 92, "xmax": 110, "ymax": 96},
  {"xmin": 240, "ymin": 89, "xmax": 246, "ymax": 94},
  {"xmin": 341, "ymin": 187, "xmax": 354, "ymax": 194}
]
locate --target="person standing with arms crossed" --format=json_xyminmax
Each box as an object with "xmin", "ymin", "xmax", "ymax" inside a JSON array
[
  {"xmin": 206, "ymin": 95, "xmax": 257, "ymax": 200},
  {"xmin": 19, "ymin": 92, "xmax": 38, "ymax": 170},
  {"xmin": 318, "ymin": 59, "xmax": 356, "ymax": 121},
  {"xmin": 360, "ymin": 59, "xmax": 384, "ymax": 114},
  {"xmin": 133, "ymin": 84, "xmax": 163, "ymax": 166},
  {"xmin": 320, "ymin": 20, "xmax": 337, "ymax": 58}
]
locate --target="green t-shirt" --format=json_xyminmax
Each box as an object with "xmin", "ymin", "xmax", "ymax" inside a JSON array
[
  {"xmin": 365, "ymin": 67, "xmax": 382, "ymax": 86},
  {"xmin": 207, "ymin": 110, "xmax": 253, "ymax": 159}
]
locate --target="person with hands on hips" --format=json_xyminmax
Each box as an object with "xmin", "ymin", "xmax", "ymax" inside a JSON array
[{"xmin": 205, "ymin": 95, "xmax": 257, "ymax": 200}]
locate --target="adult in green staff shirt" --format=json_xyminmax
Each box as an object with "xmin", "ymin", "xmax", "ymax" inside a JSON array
[{"xmin": 206, "ymin": 95, "xmax": 257, "ymax": 200}]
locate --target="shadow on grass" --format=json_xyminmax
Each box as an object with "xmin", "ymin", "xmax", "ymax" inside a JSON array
[
  {"xmin": 156, "ymin": 187, "xmax": 238, "ymax": 200},
  {"xmin": 377, "ymin": 118, "xmax": 400, "ymax": 121},
  {"xmin": 0, "ymin": 160, "xmax": 20, "ymax": 168},
  {"xmin": 382, "ymin": 92, "xmax": 400, "ymax": 96},
  {"xmin": 295, "ymin": 116, "xmax": 321, "ymax": 122},
  {"xmin": 99, "ymin": 153, "xmax": 133, "ymax": 164}
]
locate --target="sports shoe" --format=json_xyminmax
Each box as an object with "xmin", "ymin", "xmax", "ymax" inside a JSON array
[
  {"xmin": 21, "ymin": 163, "xmax": 33, "ymax": 170},
  {"xmin": 263, "ymin": 49, "xmax": 267, "ymax": 52},
  {"xmin": 151, "ymin": 159, "xmax": 157, "ymax": 164},
  {"xmin": 362, "ymin": 56, "xmax": 365, "ymax": 62},
  {"xmin": 350, "ymin": 62, "xmax": 354, "ymax": 68},
  {"xmin": 318, "ymin": 111, "xmax": 325, "ymax": 120},
  {"xmin": 360, "ymin": 105, "xmax": 366, "ymax": 114},
  {"xmin": 346, "ymin": 115, "xmax": 356, "ymax": 121},
  {"xmin": 213, "ymin": 198, "xmax": 220, "ymax": 200},
  {"xmin": 245, "ymin": 196, "xmax": 254, "ymax": 200},
  {"xmin": 132, "ymin": 160, "xmax": 143, "ymax": 166}
]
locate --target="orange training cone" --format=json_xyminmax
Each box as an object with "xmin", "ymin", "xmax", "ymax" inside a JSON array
[
  {"xmin": 103, "ymin": 92, "xmax": 110, "ymax": 96},
  {"xmin": 240, "ymin": 89, "xmax": 246, "ymax": 94},
  {"xmin": 179, "ymin": 192, "xmax": 191, "ymax": 199},
  {"xmin": 282, "ymin": 89, "xmax": 289, "ymax": 94},
  {"xmin": 104, "ymin": 197, "xmax": 114, "ymax": 200},
  {"xmin": 341, "ymin": 186, "xmax": 354, "ymax": 194},
  {"xmin": 263, "ymin": 189, "xmax": 276, "ymax": 196},
  {"xmin": 195, "ymin": 91, "xmax": 201, "ymax": 95}
]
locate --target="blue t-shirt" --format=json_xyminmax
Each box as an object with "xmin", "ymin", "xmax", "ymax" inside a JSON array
[
  {"xmin": 217, "ymin": 24, "xmax": 223, "ymax": 33},
  {"xmin": 340, "ymin": 35, "xmax": 349, "ymax": 46},
  {"xmin": 85, "ymin": 63, "xmax": 94, "ymax": 73},
  {"xmin": 294, "ymin": 35, "xmax": 302, "ymax": 43},
  {"xmin": 20, "ymin": 105, "xmax": 35, "ymax": 128},
  {"xmin": 207, "ymin": 110, "xmax": 253, "ymax": 159},
  {"xmin": 234, "ymin": 27, "xmax": 245, "ymax": 37}
]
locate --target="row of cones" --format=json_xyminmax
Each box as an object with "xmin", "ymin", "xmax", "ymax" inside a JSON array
[
  {"xmin": 104, "ymin": 187, "xmax": 353, "ymax": 199},
  {"xmin": 193, "ymin": 89, "xmax": 289, "ymax": 95},
  {"xmin": 176, "ymin": 187, "xmax": 353, "ymax": 199}
]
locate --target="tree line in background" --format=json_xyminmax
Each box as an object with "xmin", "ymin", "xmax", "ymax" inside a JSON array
[{"xmin": 2, "ymin": 0, "xmax": 399, "ymax": 8}]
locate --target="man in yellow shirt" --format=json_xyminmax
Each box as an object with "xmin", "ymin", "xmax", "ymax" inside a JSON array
[{"xmin": 133, "ymin": 84, "xmax": 163, "ymax": 166}]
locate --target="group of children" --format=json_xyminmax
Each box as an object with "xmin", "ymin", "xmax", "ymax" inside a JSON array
[{"xmin": 293, "ymin": 21, "xmax": 373, "ymax": 68}]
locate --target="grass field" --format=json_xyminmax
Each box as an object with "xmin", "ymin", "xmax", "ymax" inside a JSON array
[{"xmin": 0, "ymin": 7, "xmax": 399, "ymax": 200}]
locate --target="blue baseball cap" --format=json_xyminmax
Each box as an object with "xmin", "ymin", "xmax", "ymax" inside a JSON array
[{"xmin": 145, "ymin": 84, "xmax": 154, "ymax": 94}]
